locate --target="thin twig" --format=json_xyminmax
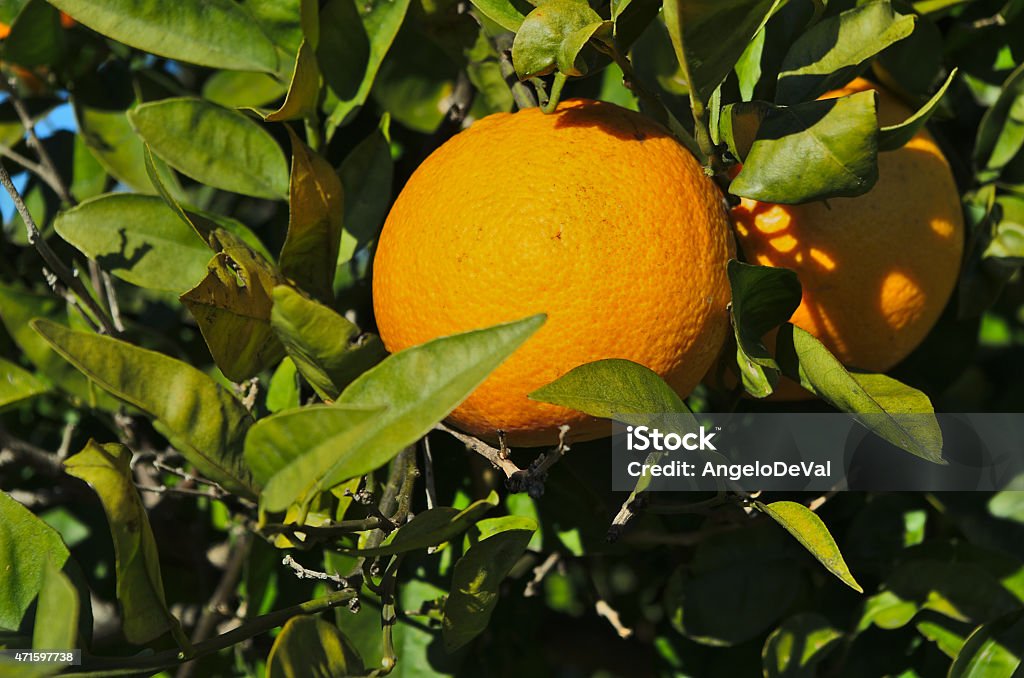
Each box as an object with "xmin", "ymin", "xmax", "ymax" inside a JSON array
[
  {"xmin": 0, "ymin": 77, "xmax": 73, "ymax": 204},
  {"xmin": 524, "ymin": 552, "xmax": 560, "ymax": 598},
  {"xmin": 0, "ymin": 431, "xmax": 63, "ymax": 476},
  {"xmin": 281, "ymin": 553, "xmax": 349, "ymax": 587},
  {"xmin": 595, "ymin": 599, "xmax": 634, "ymax": 639},
  {"xmin": 0, "ymin": 146, "xmax": 47, "ymax": 177},
  {"xmin": 389, "ymin": 449, "xmax": 420, "ymax": 525},
  {"xmin": 0, "ymin": 162, "xmax": 117, "ymax": 334},
  {"xmin": 421, "ymin": 437, "xmax": 437, "ymax": 511}
]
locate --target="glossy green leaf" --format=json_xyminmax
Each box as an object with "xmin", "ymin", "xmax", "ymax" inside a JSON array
[
  {"xmin": 775, "ymin": 323, "xmax": 944, "ymax": 463},
  {"xmin": 878, "ymin": 68, "xmax": 957, "ymax": 151},
  {"xmin": 662, "ymin": 0, "xmax": 779, "ymax": 105},
  {"xmin": 244, "ymin": 403, "xmax": 383, "ymax": 488},
  {"xmin": 74, "ymin": 104, "xmax": 182, "ymax": 196},
  {"xmin": 180, "ymin": 230, "xmax": 287, "ymax": 382},
  {"xmin": 950, "ymin": 611, "xmax": 1024, "ymax": 677},
  {"xmin": 917, "ymin": 613, "xmax": 969, "ymax": 659},
  {"xmin": 371, "ymin": 27, "xmax": 458, "ymax": 134},
  {"xmin": 3, "ymin": 0, "xmax": 63, "ymax": 68},
  {"xmin": 267, "ymin": 615, "xmax": 364, "ymax": 678},
  {"xmin": 202, "ymin": 71, "xmax": 288, "ymax": 109},
  {"xmin": 337, "ymin": 116, "xmax": 393, "ymax": 272},
  {"xmin": 266, "ymin": 357, "xmax": 300, "ymax": 413},
  {"xmin": 720, "ymin": 100, "xmax": 771, "ymax": 161},
  {"xmin": 0, "ymin": 491, "xmax": 70, "ymax": 631},
  {"xmin": 321, "ymin": 0, "xmax": 412, "ymax": 139},
  {"xmin": 443, "ymin": 523, "xmax": 535, "ymax": 652},
  {"xmin": 326, "ymin": 315, "xmax": 544, "ymax": 487},
  {"xmin": 270, "ymin": 286, "xmax": 386, "ymax": 400},
  {"xmin": 32, "ymin": 319, "xmax": 257, "ymax": 497},
  {"xmin": 70, "ymin": 132, "xmax": 108, "ymax": 202},
  {"xmin": 754, "ymin": 501, "xmax": 863, "ymax": 593},
  {"xmin": 32, "ymin": 562, "xmax": 79, "ymax": 652},
  {"xmin": 54, "ymin": 193, "xmax": 210, "ymax": 293},
  {"xmin": 265, "ymin": 40, "xmax": 321, "ymax": 122},
  {"xmin": 511, "ymin": 0, "xmax": 605, "ymax": 79},
  {"xmin": 762, "ymin": 613, "xmax": 843, "ymax": 678},
  {"xmin": 729, "ymin": 91, "xmax": 879, "ymax": 203},
  {"xmin": 727, "ymin": 261, "xmax": 802, "ymax": 398},
  {"xmin": 48, "ymin": 0, "xmax": 279, "ymax": 72},
  {"xmin": 339, "ymin": 492, "xmax": 499, "ymax": 557},
  {"xmin": 529, "ymin": 358, "xmax": 690, "ymax": 422},
  {"xmin": 129, "ymin": 98, "xmax": 289, "ymax": 200},
  {"xmin": 469, "ymin": 0, "xmax": 525, "ymax": 31},
  {"xmin": 858, "ymin": 590, "xmax": 918, "ymax": 631},
  {"xmin": 279, "ymin": 132, "xmax": 342, "ymax": 302},
  {"xmin": 64, "ymin": 441, "xmax": 180, "ymax": 644},
  {"xmin": 776, "ymin": 0, "xmax": 915, "ymax": 105},
  {"xmin": 0, "ymin": 357, "xmax": 48, "ymax": 410},
  {"xmin": 975, "ymin": 63, "xmax": 1024, "ymax": 182}
]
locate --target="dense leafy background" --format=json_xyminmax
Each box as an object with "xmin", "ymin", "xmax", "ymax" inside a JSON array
[{"xmin": 1, "ymin": 0, "xmax": 1024, "ymax": 676}]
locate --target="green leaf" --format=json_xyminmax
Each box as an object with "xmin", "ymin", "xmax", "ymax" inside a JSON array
[
  {"xmin": 2, "ymin": 0, "xmax": 63, "ymax": 68},
  {"xmin": 662, "ymin": 0, "xmax": 779, "ymax": 105},
  {"xmin": 266, "ymin": 357, "xmax": 300, "ymax": 413},
  {"xmin": 129, "ymin": 98, "xmax": 289, "ymax": 200},
  {"xmin": 70, "ymin": 132, "xmax": 108, "ymax": 202},
  {"xmin": 264, "ymin": 40, "xmax": 321, "ymax": 122},
  {"xmin": 729, "ymin": 91, "xmax": 879, "ymax": 203},
  {"xmin": 762, "ymin": 613, "xmax": 844, "ymax": 678},
  {"xmin": 469, "ymin": 0, "xmax": 525, "ymax": 31},
  {"xmin": 775, "ymin": 0, "xmax": 915, "ymax": 105},
  {"xmin": 74, "ymin": 103, "xmax": 183, "ymax": 196},
  {"xmin": 878, "ymin": 68, "xmax": 957, "ymax": 151},
  {"xmin": 249, "ymin": 404, "xmax": 386, "ymax": 512},
  {"xmin": 202, "ymin": 71, "xmax": 288, "ymax": 109},
  {"xmin": 511, "ymin": 0, "xmax": 606, "ymax": 79},
  {"xmin": 48, "ymin": 0, "xmax": 279, "ymax": 72},
  {"xmin": 443, "ymin": 523, "xmax": 535, "ymax": 652},
  {"xmin": 270, "ymin": 286, "xmax": 386, "ymax": 400},
  {"xmin": 64, "ymin": 441, "xmax": 180, "ymax": 644},
  {"xmin": 720, "ymin": 100, "xmax": 771, "ymax": 161},
  {"xmin": 726, "ymin": 261, "xmax": 802, "ymax": 397},
  {"xmin": 321, "ymin": 0, "xmax": 412, "ymax": 139},
  {"xmin": 775, "ymin": 323, "xmax": 944, "ymax": 464},
  {"xmin": 53, "ymin": 193, "xmax": 211, "ymax": 293},
  {"xmin": 337, "ymin": 116, "xmax": 393, "ymax": 272},
  {"xmin": 32, "ymin": 562, "xmax": 79, "ymax": 652},
  {"xmin": 0, "ymin": 357, "xmax": 48, "ymax": 410},
  {"xmin": 529, "ymin": 358, "xmax": 690, "ymax": 422},
  {"xmin": 0, "ymin": 491, "xmax": 70, "ymax": 631},
  {"xmin": 279, "ymin": 131, "xmax": 342, "ymax": 302},
  {"xmin": 31, "ymin": 319, "xmax": 257, "ymax": 497},
  {"xmin": 267, "ymin": 615, "xmax": 364, "ymax": 678},
  {"xmin": 950, "ymin": 611, "xmax": 1024, "ymax": 677},
  {"xmin": 858, "ymin": 590, "xmax": 919, "ymax": 631},
  {"xmin": 754, "ymin": 501, "xmax": 863, "ymax": 593},
  {"xmin": 180, "ymin": 230, "xmax": 287, "ymax": 382},
  {"xmin": 339, "ymin": 493, "xmax": 499, "ymax": 557},
  {"xmin": 326, "ymin": 315, "xmax": 545, "ymax": 487},
  {"xmin": 975, "ymin": 63, "xmax": 1024, "ymax": 183}
]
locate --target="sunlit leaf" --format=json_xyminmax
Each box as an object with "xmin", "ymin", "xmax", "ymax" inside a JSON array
[
  {"xmin": 754, "ymin": 501, "xmax": 863, "ymax": 593},
  {"xmin": 267, "ymin": 615, "xmax": 364, "ymax": 678},
  {"xmin": 0, "ymin": 357, "xmax": 48, "ymax": 410},
  {"xmin": 32, "ymin": 320, "xmax": 257, "ymax": 496},
  {"xmin": 0, "ymin": 491, "xmax": 69, "ymax": 632},
  {"xmin": 64, "ymin": 441, "xmax": 181, "ymax": 644}
]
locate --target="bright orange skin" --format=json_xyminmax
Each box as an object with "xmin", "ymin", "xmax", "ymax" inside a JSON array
[
  {"xmin": 373, "ymin": 99, "xmax": 735, "ymax": 446},
  {"xmin": 733, "ymin": 79, "xmax": 964, "ymax": 386}
]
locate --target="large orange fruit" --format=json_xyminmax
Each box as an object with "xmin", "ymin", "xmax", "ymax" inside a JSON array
[
  {"xmin": 732, "ymin": 78, "xmax": 964, "ymax": 387},
  {"xmin": 373, "ymin": 99, "xmax": 734, "ymax": 446}
]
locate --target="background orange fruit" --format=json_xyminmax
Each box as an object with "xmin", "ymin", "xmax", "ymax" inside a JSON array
[
  {"xmin": 732, "ymin": 78, "xmax": 964, "ymax": 389},
  {"xmin": 373, "ymin": 99, "xmax": 735, "ymax": 446}
]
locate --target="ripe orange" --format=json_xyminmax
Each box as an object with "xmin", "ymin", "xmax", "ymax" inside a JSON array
[
  {"xmin": 732, "ymin": 78, "xmax": 964, "ymax": 389},
  {"xmin": 373, "ymin": 99, "xmax": 735, "ymax": 446}
]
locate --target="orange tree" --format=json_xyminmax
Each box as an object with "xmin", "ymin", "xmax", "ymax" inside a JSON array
[{"xmin": 1, "ymin": 0, "xmax": 1024, "ymax": 676}]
